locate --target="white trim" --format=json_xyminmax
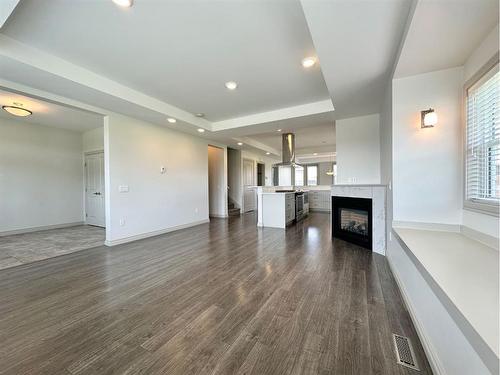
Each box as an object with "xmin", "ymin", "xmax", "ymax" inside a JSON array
[
  {"xmin": 0, "ymin": 222, "xmax": 84, "ymax": 237},
  {"xmin": 104, "ymin": 219, "xmax": 210, "ymax": 246},
  {"xmin": 392, "ymin": 220, "xmax": 461, "ymax": 232},
  {"xmin": 386, "ymin": 255, "xmax": 446, "ymax": 375}
]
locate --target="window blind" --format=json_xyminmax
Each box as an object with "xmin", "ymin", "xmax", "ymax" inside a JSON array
[{"xmin": 465, "ymin": 65, "xmax": 500, "ymax": 204}]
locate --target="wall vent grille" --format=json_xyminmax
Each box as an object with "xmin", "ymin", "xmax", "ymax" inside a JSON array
[{"xmin": 393, "ymin": 333, "xmax": 420, "ymax": 371}]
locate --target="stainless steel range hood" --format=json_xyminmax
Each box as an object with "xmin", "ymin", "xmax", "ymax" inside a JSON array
[{"xmin": 275, "ymin": 133, "xmax": 301, "ymax": 167}]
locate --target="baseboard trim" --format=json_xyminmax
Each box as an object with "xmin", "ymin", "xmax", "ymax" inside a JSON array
[
  {"xmin": 386, "ymin": 255, "xmax": 446, "ymax": 375},
  {"xmin": 461, "ymin": 225, "xmax": 499, "ymax": 250},
  {"xmin": 104, "ymin": 219, "xmax": 210, "ymax": 246},
  {"xmin": 0, "ymin": 222, "xmax": 84, "ymax": 237},
  {"xmin": 210, "ymin": 214, "xmax": 229, "ymax": 219}
]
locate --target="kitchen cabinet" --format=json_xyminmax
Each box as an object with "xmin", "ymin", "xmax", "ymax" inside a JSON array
[{"xmin": 308, "ymin": 190, "xmax": 331, "ymax": 211}]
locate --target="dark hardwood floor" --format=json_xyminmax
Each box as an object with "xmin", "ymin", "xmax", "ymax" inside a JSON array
[{"xmin": 0, "ymin": 212, "xmax": 432, "ymax": 375}]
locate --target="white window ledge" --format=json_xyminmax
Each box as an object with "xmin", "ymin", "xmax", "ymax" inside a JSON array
[{"xmin": 393, "ymin": 226, "xmax": 499, "ymax": 373}]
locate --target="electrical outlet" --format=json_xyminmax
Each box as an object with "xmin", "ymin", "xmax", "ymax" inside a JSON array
[{"xmin": 119, "ymin": 218, "xmax": 125, "ymax": 226}]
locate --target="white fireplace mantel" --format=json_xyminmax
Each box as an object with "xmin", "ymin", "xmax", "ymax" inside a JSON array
[{"xmin": 331, "ymin": 184, "xmax": 387, "ymax": 255}]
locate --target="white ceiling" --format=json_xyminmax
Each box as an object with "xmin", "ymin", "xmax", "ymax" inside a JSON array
[
  {"xmin": 0, "ymin": 0, "xmax": 495, "ymax": 157},
  {"xmin": 0, "ymin": 88, "xmax": 103, "ymax": 131},
  {"xmin": 395, "ymin": 0, "xmax": 499, "ymax": 78},
  {"xmin": 301, "ymin": 0, "xmax": 413, "ymax": 119},
  {"xmin": 3, "ymin": 0, "xmax": 329, "ymax": 122}
]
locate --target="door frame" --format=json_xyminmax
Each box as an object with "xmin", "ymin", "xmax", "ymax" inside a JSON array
[
  {"xmin": 84, "ymin": 150, "xmax": 106, "ymax": 227},
  {"xmin": 208, "ymin": 145, "xmax": 228, "ymax": 218},
  {"xmin": 242, "ymin": 158, "xmax": 257, "ymax": 212}
]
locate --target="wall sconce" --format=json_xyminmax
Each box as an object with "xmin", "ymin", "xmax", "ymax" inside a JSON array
[{"xmin": 421, "ymin": 108, "xmax": 437, "ymax": 128}]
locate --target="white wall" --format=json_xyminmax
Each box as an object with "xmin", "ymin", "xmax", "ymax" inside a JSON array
[
  {"xmin": 104, "ymin": 114, "xmax": 209, "ymax": 245},
  {"xmin": 83, "ymin": 126, "xmax": 104, "ymax": 153},
  {"xmin": 380, "ymin": 83, "xmax": 393, "ymax": 247},
  {"xmin": 336, "ymin": 113, "xmax": 381, "ymax": 184},
  {"xmin": 0, "ymin": 118, "xmax": 84, "ymax": 233},
  {"xmin": 463, "ymin": 24, "xmax": 499, "ymax": 83},
  {"xmin": 392, "ymin": 67, "xmax": 463, "ymax": 224},
  {"xmin": 208, "ymin": 145, "xmax": 226, "ymax": 217}
]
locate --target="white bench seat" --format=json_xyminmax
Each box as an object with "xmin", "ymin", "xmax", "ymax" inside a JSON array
[{"xmin": 393, "ymin": 227, "xmax": 499, "ymax": 373}]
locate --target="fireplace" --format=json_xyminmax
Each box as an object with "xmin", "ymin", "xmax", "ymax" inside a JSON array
[{"xmin": 332, "ymin": 196, "xmax": 372, "ymax": 250}]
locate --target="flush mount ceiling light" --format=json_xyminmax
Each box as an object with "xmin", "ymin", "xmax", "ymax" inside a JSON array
[
  {"xmin": 2, "ymin": 103, "xmax": 32, "ymax": 117},
  {"xmin": 167, "ymin": 118, "xmax": 176, "ymax": 123},
  {"xmin": 225, "ymin": 81, "xmax": 238, "ymax": 90},
  {"xmin": 195, "ymin": 113, "xmax": 205, "ymax": 118},
  {"xmin": 237, "ymin": 142, "xmax": 243, "ymax": 146},
  {"xmin": 112, "ymin": 0, "xmax": 133, "ymax": 7},
  {"xmin": 197, "ymin": 128, "xmax": 205, "ymax": 133},
  {"xmin": 301, "ymin": 56, "xmax": 317, "ymax": 68},
  {"xmin": 266, "ymin": 152, "xmax": 271, "ymax": 155},
  {"xmin": 421, "ymin": 108, "xmax": 437, "ymax": 128},
  {"xmin": 313, "ymin": 152, "xmax": 318, "ymax": 156},
  {"xmin": 277, "ymin": 129, "xmax": 282, "ymax": 132}
]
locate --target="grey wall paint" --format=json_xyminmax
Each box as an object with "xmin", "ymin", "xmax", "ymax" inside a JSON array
[
  {"xmin": 105, "ymin": 113, "xmax": 209, "ymax": 243},
  {"xmin": 0, "ymin": 118, "xmax": 84, "ymax": 233}
]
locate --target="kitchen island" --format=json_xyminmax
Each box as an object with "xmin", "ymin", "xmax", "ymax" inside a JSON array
[{"xmin": 257, "ymin": 191, "xmax": 296, "ymax": 228}]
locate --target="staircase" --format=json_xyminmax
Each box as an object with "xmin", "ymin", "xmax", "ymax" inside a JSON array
[{"xmin": 228, "ymin": 201, "xmax": 240, "ymax": 217}]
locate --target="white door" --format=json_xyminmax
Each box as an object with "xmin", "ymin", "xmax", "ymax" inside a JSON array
[
  {"xmin": 243, "ymin": 159, "xmax": 256, "ymax": 212},
  {"xmin": 85, "ymin": 152, "xmax": 105, "ymax": 227}
]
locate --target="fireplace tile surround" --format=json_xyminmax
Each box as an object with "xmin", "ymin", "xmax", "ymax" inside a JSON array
[{"xmin": 331, "ymin": 185, "xmax": 386, "ymax": 255}]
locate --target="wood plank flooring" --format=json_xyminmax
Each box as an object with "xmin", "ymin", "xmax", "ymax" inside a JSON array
[{"xmin": 0, "ymin": 212, "xmax": 432, "ymax": 374}]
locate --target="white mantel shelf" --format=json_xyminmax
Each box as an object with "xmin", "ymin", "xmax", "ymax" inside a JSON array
[{"xmin": 331, "ymin": 185, "xmax": 387, "ymax": 255}]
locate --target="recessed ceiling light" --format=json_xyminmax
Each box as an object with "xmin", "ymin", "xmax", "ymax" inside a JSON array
[
  {"xmin": 313, "ymin": 152, "xmax": 318, "ymax": 156},
  {"xmin": 277, "ymin": 129, "xmax": 282, "ymax": 132},
  {"xmin": 2, "ymin": 105, "xmax": 32, "ymax": 117},
  {"xmin": 302, "ymin": 56, "xmax": 317, "ymax": 68},
  {"xmin": 195, "ymin": 113, "xmax": 205, "ymax": 118},
  {"xmin": 112, "ymin": 0, "xmax": 133, "ymax": 7},
  {"xmin": 197, "ymin": 128, "xmax": 205, "ymax": 133},
  {"xmin": 237, "ymin": 142, "xmax": 243, "ymax": 146},
  {"xmin": 225, "ymin": 81, "xmax": 238, "ymax": 90},
  {"xmin": 266, "ymin": 152, "xmax": 271, "ymax": 155},
  {"xmin": 167, "ymin": 118, "xmax": 176, "ymax": 123}
]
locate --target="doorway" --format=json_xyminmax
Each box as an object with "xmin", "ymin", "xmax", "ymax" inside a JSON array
[
  {"xmin": 243, "ymin": 158, "xmax": 257, "ymax": 212},
  {"xmin": 85, "ymin": 152, "xmax": 105, "ymax": 227},
  {"xmin": 257, "ymin": 163, "xmax": 265, "ymax": 186},
  {"xmin": 208, "ymin": 145, "xmax": 227, "ymax": 217}
]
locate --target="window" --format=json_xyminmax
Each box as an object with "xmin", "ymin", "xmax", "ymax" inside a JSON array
[
  {"xmin": 465, "ymin": 63, "xmax": 499, "ymax": 214},
  {"xmin": 307, "ymin": 165, "xmax": 318, "ymax": 186},
  {"xmin": 294, "ymin": 166, "xmax": 304, "ymax": 186},
  {"xmin": 278, "ymin": 165, "xmax": 292, "ymax": 186}
]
